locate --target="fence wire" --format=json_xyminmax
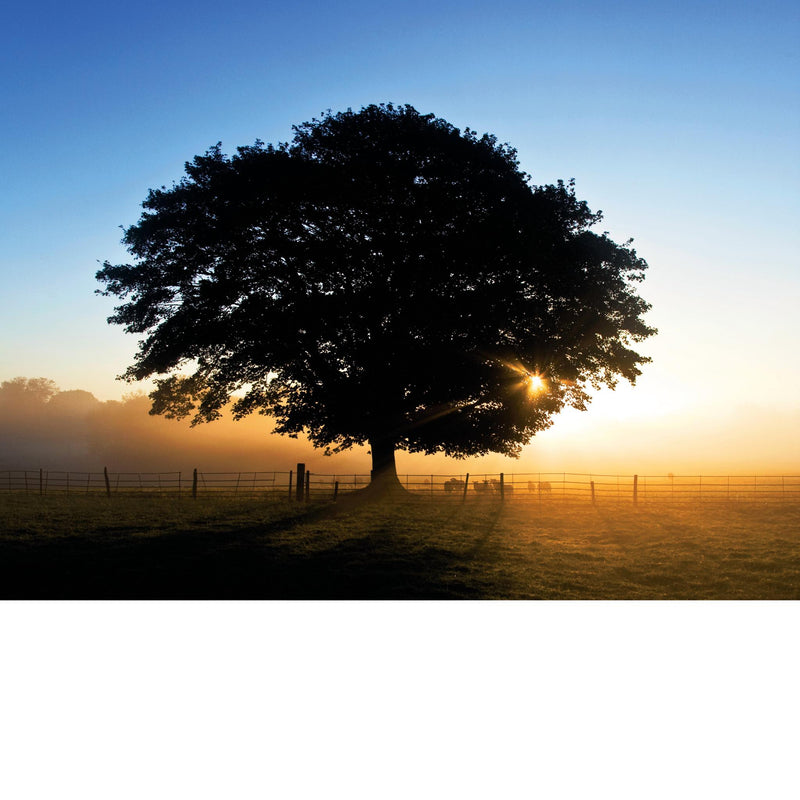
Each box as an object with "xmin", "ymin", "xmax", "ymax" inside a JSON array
[{"xmin": 2, "ymin": 469, "xmax": 799, "ymax": 503}]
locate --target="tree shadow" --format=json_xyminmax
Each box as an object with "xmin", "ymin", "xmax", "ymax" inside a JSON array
[
  {"xmin": 461, "ymin": 503, "xmax": 504, "ymax": 558},
  {"xmin": 0, "ymin": 499, "xmax": 511, "ymax": 599}
]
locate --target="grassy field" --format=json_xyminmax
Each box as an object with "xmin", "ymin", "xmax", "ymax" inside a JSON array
[{"xmin": 1, "ymin": 493, "xmax": 799, "ymax": 599}]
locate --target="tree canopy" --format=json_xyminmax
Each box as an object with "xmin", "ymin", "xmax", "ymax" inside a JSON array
[{"xmin": 97, "ymin": 103, "xmax": 655, "ymax": 487}]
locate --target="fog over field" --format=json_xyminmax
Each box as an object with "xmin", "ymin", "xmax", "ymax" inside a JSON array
[{"xmin": 2, "ymin": 377, "xmax": 797, "ymax": 477}]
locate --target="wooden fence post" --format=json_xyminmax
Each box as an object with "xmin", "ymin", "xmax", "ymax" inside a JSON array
[
  {"xmin": 192, "ymin": 468, "xmax": 198, "ymax": 499},
  {"xmin": 288, "ymin": 470, "xmax": 293, "ymax": 500},
  {"xmin": 590, "ymin": 480, "xmax": 596, "ymax": 505},
  {"xmin": 463, "ymin": 473, "xmax": 470, "ymax": 500},
  {"xmin": 500, "ymin": 473, "xmax": 505, "ymax": 501},
  {"xmin": 305, "ymin": 470, "xmax": 311, "ymax": 501},
  {"xmin": 333, "ymin": 480, "xmax": 339, "ymax": 502},
  {"xmin": 104, "ymin": 466, "xmax": 111, "ymax": 498},
  {"xmin": 633, "ymin": 474, "xmax": 638, "ymax": 506},
  {"xmin": 295, "ymin": 463, "xmax": 305, "ymax": 502}
]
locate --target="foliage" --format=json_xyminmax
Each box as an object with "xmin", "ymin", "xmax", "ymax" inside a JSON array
[
  {"xmin": 97, "ymin": 103, "xmax": 655, "ymax": 470},
  {"xmin": 0, "ymin": 377, "xmax": 59, "ymax": 408}
]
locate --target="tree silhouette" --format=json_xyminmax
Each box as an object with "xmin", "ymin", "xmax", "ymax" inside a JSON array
[
  {"xmin": 97, "ymin": 104, "xmax": 655, "ymax": 492},
  {"xmin": 0, "ymin": 377, "xmax": 59, "ymax": 409}
]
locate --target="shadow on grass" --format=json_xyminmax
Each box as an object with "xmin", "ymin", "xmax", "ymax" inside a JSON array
[
  {"xmin": 12, "ymin": 496, "xmax": 795, "ymax": 599},
  {"xmin": 0, "ymin": 499, "xmax": 507, "ymax": 600}
]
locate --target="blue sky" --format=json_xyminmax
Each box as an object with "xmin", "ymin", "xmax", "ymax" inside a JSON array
[{"xmin": 2, "ymin": 0, "xmax": 798, "ymax": 469}]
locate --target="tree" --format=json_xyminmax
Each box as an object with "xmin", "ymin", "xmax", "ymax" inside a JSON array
[
  {"xmin": 0, "ymin": 377, "xmax": 59, "ymax": 410},
  {"xmin": 97, "ymin": 103, "xmax": 655, "ymax": 493}
]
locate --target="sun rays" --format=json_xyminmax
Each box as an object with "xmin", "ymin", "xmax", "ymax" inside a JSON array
[{"xmin": 499, "ymin": 359, "xmax": 549, "ymax": 398}]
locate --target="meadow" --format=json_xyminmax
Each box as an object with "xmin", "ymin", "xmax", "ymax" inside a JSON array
[{"xmin": 1, "ymin": 492, "xmax": 799, "ymax": 600}]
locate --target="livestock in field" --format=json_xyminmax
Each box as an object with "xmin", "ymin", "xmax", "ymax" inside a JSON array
[
  {"xmin": 444, "ymin": 478, "xmax": 466, "ymax": 493},
  {"xmin": 527, "ymin": 480, "xmax": 552, "ymax": 495}
]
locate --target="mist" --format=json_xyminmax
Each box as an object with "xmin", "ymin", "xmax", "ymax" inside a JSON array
[
  {"xmin": 0, "ymin": 377, "xmax": 368, "ymax": 475},
  {"xmin": 1, "ymin": 377, "xmax": 797, "ymax": 477}
]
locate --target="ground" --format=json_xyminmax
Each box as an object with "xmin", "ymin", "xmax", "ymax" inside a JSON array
[{"xmin": 1, "ymin": 494, "xmax": 798, "ymax": 599}]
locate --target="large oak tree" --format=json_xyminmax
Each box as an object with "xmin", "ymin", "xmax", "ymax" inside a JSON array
[{"xmin": 97, "ymin": 104, "xmax": 655, "ymax": 491}]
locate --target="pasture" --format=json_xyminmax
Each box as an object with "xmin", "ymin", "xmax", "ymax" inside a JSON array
[{"xmin": 1, "ymin": 493, "xmax": 798, "ymax": 599}]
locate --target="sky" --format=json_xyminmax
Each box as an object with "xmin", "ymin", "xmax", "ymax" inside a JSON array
[{"xmin": 2, "ymin": 0, "xmax": 799, "ymax": 473}]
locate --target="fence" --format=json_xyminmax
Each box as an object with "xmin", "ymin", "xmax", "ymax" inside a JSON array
[{"xmin": 1, "ymin": 467, "xmax": 799, "ymax": 503}]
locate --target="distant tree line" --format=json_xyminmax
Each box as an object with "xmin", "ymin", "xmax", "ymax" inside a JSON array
[{"xmin": 0, "ymin": 377, "xmax": 363, "ymax": 472}]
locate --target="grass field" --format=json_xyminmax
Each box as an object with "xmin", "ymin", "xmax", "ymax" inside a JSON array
[{"xmin": 1, "ymin": 493, "xmax": 799, "ymax": 599}]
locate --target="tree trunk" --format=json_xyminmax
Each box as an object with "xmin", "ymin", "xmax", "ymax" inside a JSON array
[{"xmin": 367, "ymin": 436, "xmax": 405, "ymax": 494}]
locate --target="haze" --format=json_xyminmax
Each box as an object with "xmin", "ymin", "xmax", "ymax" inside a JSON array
[{"xmin": 2, "ymin": 378, "xmax": 797, "ymax": 477}]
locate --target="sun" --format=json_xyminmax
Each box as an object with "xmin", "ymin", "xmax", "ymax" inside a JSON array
[
  {"xmin": 501, "ymin": 360, "xmax": 549, "ymax": 396},
  {"xmin": 527, "ymin": 374, "xmax": 546, "ymax": 394}
]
